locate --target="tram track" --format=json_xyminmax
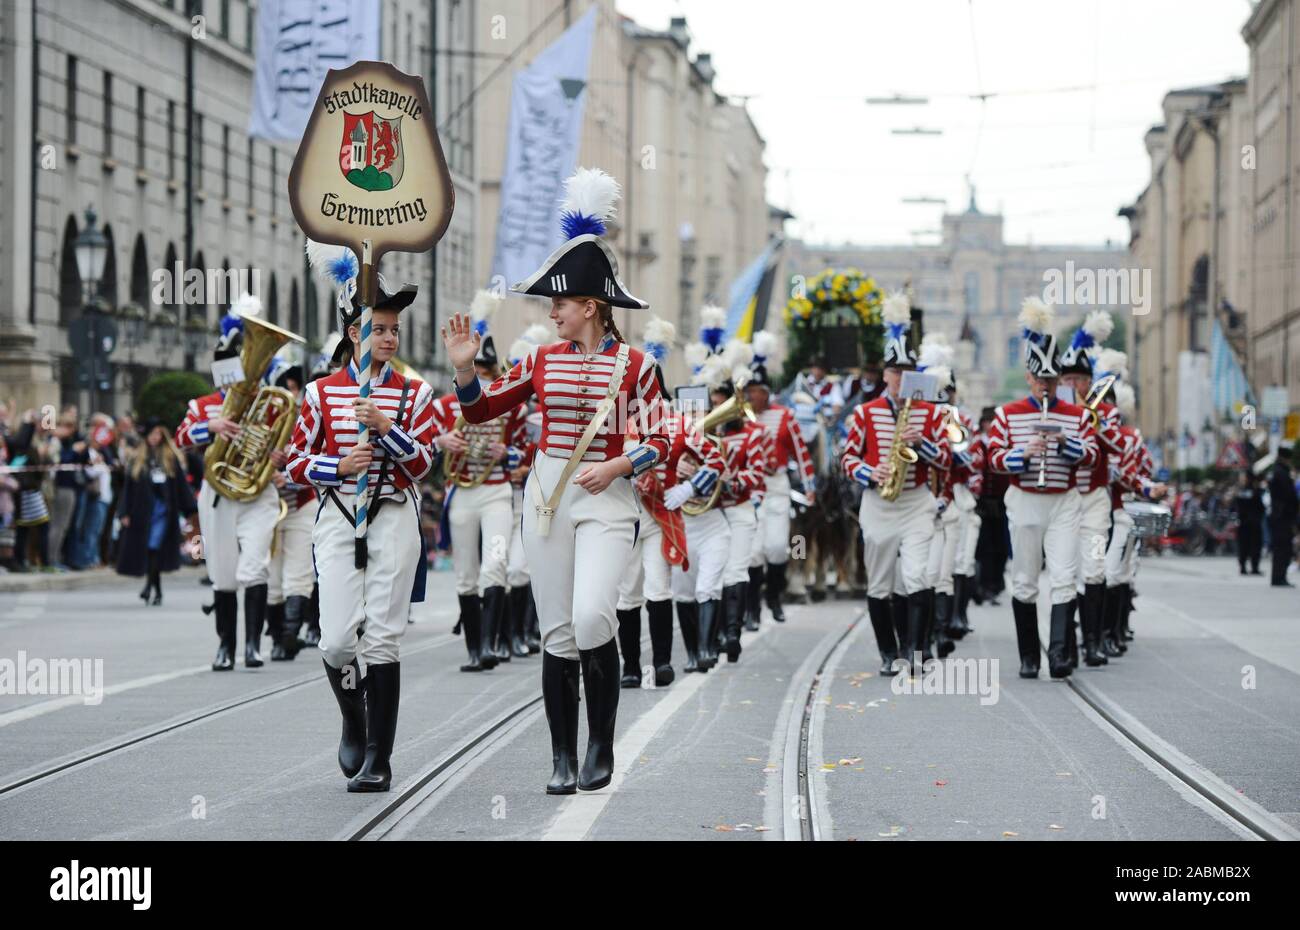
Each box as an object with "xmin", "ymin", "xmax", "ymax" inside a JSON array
[{"xmin": 0, "ymin": 632, "xmax": 459, "ymax": 798}]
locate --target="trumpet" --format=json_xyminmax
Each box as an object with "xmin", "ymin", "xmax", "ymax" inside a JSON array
[
  {"xmin": 1081, "ymin": 373, "xmax": 1117, "ymax": 431},
  {"xmin": 942, "ymin": 406, "xmax": 971, "ymax": 454}
]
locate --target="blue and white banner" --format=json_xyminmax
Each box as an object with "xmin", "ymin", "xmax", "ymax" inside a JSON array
[
  {"xmin": 490, "ymin": 6, "xmax": 597, "ymax": 290},
  {"xmin": 248, "ymin": 0, "xmax": 381, "ymax": 141},
  {"xmin": 1210, "ymin": 319, "xmax": 1255, "ymax": 415},
  {"xmin": 724, "ymin": 239, "xmax": 782, "ymax": 341}
]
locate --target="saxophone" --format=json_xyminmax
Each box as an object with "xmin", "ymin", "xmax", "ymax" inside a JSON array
[{"xmin": 878, "ymin": 395, "xmax": 919, "ymax": 502}]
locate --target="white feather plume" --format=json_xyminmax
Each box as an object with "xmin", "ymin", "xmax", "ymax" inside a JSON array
[
  {"xmin": 643, "ymin": 316, "xmax": 676, "ymax": 347},
  {"xmin": 230, "ymin": 292, "xmax": 262, "ymax": 318},
  {"xmin": 752, "ymin": 329, "xmax": 778, "ymax": 360},
  {"xmin": 1082, "ymin": 309, "xmax": 1114, "ymax": 343},
  {"xmin": 561, "ymin": 167, "xmax": 621, "ymax": 224},
  {"xmin": 1114, "ymin": 381, "xmax": 1136, "ymax": 419},
  {"xmin": 721, "ymin": 338, "xmax": 754, "ymax": 370},
  {"xmin": 1096, "ymin": 348, "xmax": 1129, "ymax": 379},
  {"xmin": 882, "ymin": 291, "xmax": 911, "ymax": 327},
  {"xmin": 507, "ymin": 339, "xmax": 533, "ymax": 363},
  {"xmin": 918, "ymin": 334, "xmax": 954, "ymax": 372},
  {"xmin": 304, "ymin": 240, "xmax": 357, "ymax": 281},
  {"xmin": 522, "ymin": 323, "xmax": 552, "ymax": 345},
  {"xmin": 1018, "ymin": 297, "xmax": 1054, "ymax": 336},
  {"xmin": 700, "ymin": 304, "xmax": 727, "ymax": 330},
  {"xmin": 469, "ymin": 289, "xmax": 504, "ymax": 324},
  {"xmin": 684, "ymin": 342, "xmax": 710, "ymax": 370},
  {"xmin": 732, "ymin": 366, "xmax": 752, "ymax": 388},
  {"xmin": 928, "ymin": 365, "xmax": 953, "ymax": 389},
  {"xmin": 692, "ymin": 354, "xmax": 730, "ymax": 388}
]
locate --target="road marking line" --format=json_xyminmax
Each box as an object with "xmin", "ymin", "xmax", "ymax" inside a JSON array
[
  {"xmin": 541, "ymin": 623, "xmax": 776, "ymax": 841},
  {"xmin": 0, "ymin": 665, "xmax": 212, "ymax": 728},
  {"xmin": 805, "ymin": 619, "xmax": 865, "ymax": 842}
]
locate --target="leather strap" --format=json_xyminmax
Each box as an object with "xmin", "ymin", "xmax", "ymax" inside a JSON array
[{"xmin": 529, "ymin": 343, "xmax": 631, "ymax": 538}]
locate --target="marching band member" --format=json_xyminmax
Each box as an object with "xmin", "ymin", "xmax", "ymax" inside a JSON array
[
  {"xmin": 916, "ymin": 338, "xmax": 964, "ymax": 658},
  {"xmin": 177, "ymin": 296, "xmax": 280, "ymax": 672},
  {"xmin": 840, "ymin": 293, "xmax": 950, "ymax": 675},
  {"xmin": 264, "ymin": 362, "xmax": 317, "ymax": 661},
  {"xmin": 710, "ymin": 372, "xmax": 770, "ymax": 663},
  {"xmin": 615, "ymin": 318, "xmax": 683, "ymax": 686},
  {"xmin": 442, "ymin": 167, "xmax": 671, "ymax": 795},
  {"xmin": 1104, "ymin": 378, "xmax": 1165, "ymax": 655},
  {"xmin": 944, "ymin": 371, "xmax": 983, "ymax": 640},
  {"xmin": 1058, "ymin": 312, "xmax": 1124, "ymax": 668},
  {"xmin": 431, "ymin": 294, "xmax": 529, "ymax": 673},
  {"xmin": 665, "ymin": 341, "xmax": 733, "ymax": 672},
  {"xmin": 973, "ymin": 406, "xmax": 1010, "ymax": 607},
  {"xmin": 743, "ymin": 330, "xmax": 780, "ymax": 631},
  {"xmin": 289, "ymin": 246, "xmax": 435, "ymax": 793},
  {"xmin": 985, "ymin": 299, "xmax": 1097, "ymax": 680},
  {"xmin": 793, "ymin": 356, "xmax": 845, "ymax": 427},
  {"xmin": 744, "ymin": 341, "xmax": 815, "ymax": 624}
]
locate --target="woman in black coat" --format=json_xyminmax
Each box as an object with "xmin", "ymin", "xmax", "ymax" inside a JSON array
[{"xmin": 115, "ymin": 419, "xmax": 197, "ymax": 604}]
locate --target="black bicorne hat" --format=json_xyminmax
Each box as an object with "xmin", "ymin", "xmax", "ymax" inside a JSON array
[
  {"xmin": 747, "ymin": 364, "xmax": 773, "ymax": 390},
  {"xmin": 475, "ymin": 334, "xmax": 499, "ymax": 368},
  {"xmin": 1026, "ymin": 332, "xmax": 1063, "ymax": 378},
  {"xmin": 881, "ymin": 292, "xmax": 917, "ymax": 369},
  {"xmin": 510, "ymin": 167, "xmax": 649, "ymax": 311},
  {"xmin": 340, "ymin": 272, "xmax": 418, "ymax": 329}
]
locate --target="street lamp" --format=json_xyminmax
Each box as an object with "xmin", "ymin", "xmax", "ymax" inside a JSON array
[{"xmin": 74, "ymin": 206, "xmax": 109, "ymax": 305}]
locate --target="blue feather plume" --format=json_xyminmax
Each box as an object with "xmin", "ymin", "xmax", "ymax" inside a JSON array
[
  {"xmin": 327, "ymin": 251, "xmax": 358, "ymax": 285},
  {"xmin": 560, "ymin": 211, "xmax": 607, "ymax": 240},
  {"xmin": 645, "ymin": 341, "xmax": 668, "ymax": 361},
  {"xmin": 220, "ymin": 314, "xmax": 244, "ymax": 338}
]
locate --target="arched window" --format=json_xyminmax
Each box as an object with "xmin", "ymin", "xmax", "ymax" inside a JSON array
[
  {"xmin": 129, "ymin": 233, "xmax": 150, "ymax": 307},
  {"xmin": 267, "ymin": 273, "xmax": 279, "ymax": 325},
  {"xmin": 162, "ymin": 242, "xmax": 179, "ymax": 320},
  {"xmin": 289, "ymin": 278, "xmax": 300, "ymax": 334},
  {"xmin": 304, "ymin": 275, "xmax": 318, "ymax": 345},
  {"xmin": 191, "ymin": 250, "xmax": 208, "ymax": 327},
  {"xmin": 58, "ymin": 215, "xmax": 81, "ymax": 326}
]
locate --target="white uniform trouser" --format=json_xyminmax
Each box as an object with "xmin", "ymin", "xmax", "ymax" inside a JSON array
[
  {"xmin": 198, "ymin": 482, "xmax": 278, "ymax": 591},
  {"xmin": 758, "ymin": 470, "xmax": 791, "ymax": 565},
  {"xmin": 952, "ymin": 485, "xmax": 981, "ymax": 577},
  {"xmin": 1076, "ymin": 487, "xmax": 1112, "ymax": 586},
  {"xmin": 1006, "ymin": 485, "xmax": 1081, "ymax": 605},
  {"xmin": 1105, "ymin": 506, "xmax": 1140, "ymax": 586},
  {"xmin": 858, "ymin": 485, "xmax": 936, "ymax": 599},
  {"xmin": 925, "ymin": 503, "xmax": 961, "ymax": 595},
  {"xmin": 449, "ymin": 481, "xmax": 512, "ymax": 596},
  {"xmin": 617, "ymin": 515, "xmax": 672, "ymax": 610},
  {"xmin": 748, "ymin": 493, "xmax": 766, "ymax": 568},
  {"xmin": 722, "ymin": 502, "xmax": 758, "ymax": 586},
  {"xmin": 315, "ymin": 492, "xmax": 420, "ymax": 668},
  {"xmin": 268, "ymin": 502, "xmax": 315, "ymax": 603},
  {"xmin": 672, "ymin": 507, "xmax": 731, "ymax": 602},
  {"xmin": 507, "ymin": 486, "xmax": 530, "ymax": 589},
  {"xmin": 522, "ymin": 450, "xmax": 638, "ymax": 660}
]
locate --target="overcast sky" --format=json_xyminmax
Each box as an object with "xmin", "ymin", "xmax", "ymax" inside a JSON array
[{"xmin": 613, "ymin": 0, "xmax": 1252, "ymax": 249}]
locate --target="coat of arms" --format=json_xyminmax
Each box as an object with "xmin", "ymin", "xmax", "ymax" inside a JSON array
[{"xmin": 340, "ymin": 111, "xmax": 404, "ymax": 191}]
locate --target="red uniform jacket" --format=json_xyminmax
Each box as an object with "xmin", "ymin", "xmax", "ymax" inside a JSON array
[
  {"xmin": 840, "ymin": 394, "xmax": 951, "ymax": 491},
  {"xmin": 985, "ymin": 395, "xmax": 1097, "ymax": 494},
  {"xmin": 754, "ymin": 403, "xmax": 815, "ymax": 486},
  {"xmin": 429, "ymin": 392, "xmax": 529, "ymax": 487}
]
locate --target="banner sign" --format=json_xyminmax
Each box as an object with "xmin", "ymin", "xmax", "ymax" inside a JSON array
[
  {"xmin": 489, "ymin": 6, "xmax": 597, "ymax": 289},
  {"xmin": 288, "ymin": 60, "xmax": 454, "ymax": 265},
  {"xmin": 248, "ymin": 0, "xmax": 381, "ymax": 142}
]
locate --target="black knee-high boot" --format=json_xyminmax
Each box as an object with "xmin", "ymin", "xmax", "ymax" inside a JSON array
[
  {"xmin": 267, "ymin": 602, "xmax": 287, "ymax": 659},
  {"xmin": 1012, "ymin": 598, "xmax": 1040, "ymax": 679},
  {"xmin": 890, "ymin": 593, "xmax": 909, "ymax": 656},
  {"xmin": 276, "ymin": 594, "xmax": 307, "ymax": 660},
  {"xmin": 323, "ymin": 659, "xmax": 366, "ymax": 778},
  {"xmin": 347, "ymin": 662, "xmax": 400, "ymax": 792},
  {"xmin": 1101, "ymin": 584, "xmax": 1125, "ymax": 657},
  {"xmin": 745, "ymin": 566, "xmax": 763, "ymax": 630},
  {"xmin": 906, "ymin": 589, "xmax": 934, "ymax": 667},
  {"xmin": 1081, "ymin": 582, "xmax": 1107, "ymax": 666},
  {"xmin": 677, "ymin": 600, "xmax": 700, "ymax": 672},
  {"xmin": 472, "ymin": 591, "xmax": 498, "ymax": 669},
  {"xmin": 303, "ymin": 583, "xmax": 321, "ymax": 646},
  {"xmin": 543, "ymin": 651, "xmax": 580, "ymax": 794},
  {"xmin": 933, "ymin": 591, "xmax": 955, "ymax": 658},
  {"xmin": 951, "ymin": 574, "xmax": 971, "ymax": 637},
  {"xmin": 483, "ymin": 585, "xmax": 510, "ymax": 662},
  {"xmin": 211, "ymin": 590, "xmax": 238, "ymax": 671},
  {"xmin": 244, "ymin": 583, "xmax": 268, "ymax": 668},
  {"xmin": 764, "ymin": 562, "xmax": 787, "ymax": 622},
  {"xmin": 866, "ymin": 596, "xmax": 900, "ymax": 676},
  {"xmin": 616, "ymin": 607, "xmax": 642, "ymax": 688},
  {"xmin": 646, "ymin": 599, "xmax": 675, "ymax": 686},
  {"xmin": 578, "ymin": 639, "xmax": 620, "ymax": 791},
  {"xmin": 508, "ymin": 587, "xmax": 530, "ymax": 657},
  {"xmin": 1048, "ymin": 602, "xmax": 1073, "ymax": 679},
  {"xmin": 696, "ymin": 600, "xmax": 718, "ymax": 671},
  {"xmin": 459, "ymin": 593, "xmax": 488, "ymax": 672},
  {"xmin": 1066, "ymin": 597, "xmax": 1080, "ymax": 669},
  {"xmin": 722, "ymin": 583, "xmax": 745, "ymax": 663}
]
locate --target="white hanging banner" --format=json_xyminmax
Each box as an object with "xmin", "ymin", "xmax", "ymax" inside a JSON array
[
  {"xmin": 248, "ymin": 0, "xmax": 381, "ymax": 142},
  {"xmin": 489, "ymin": 6, "xmax": 597, "ymax": 290}
]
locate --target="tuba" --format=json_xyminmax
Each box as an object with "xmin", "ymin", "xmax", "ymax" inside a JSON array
[
  {"xmin": 204, "ymin": 315, "xmax": 305, "ymax": 502},
  {"xmin": 681, "ymin": 385, "xmax": 756, "ymax": 516}
]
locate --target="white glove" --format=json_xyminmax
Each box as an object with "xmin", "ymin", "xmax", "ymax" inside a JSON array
[{"xmin": 664, "ymin": 482, "xmax": 693, "ymax": 510}]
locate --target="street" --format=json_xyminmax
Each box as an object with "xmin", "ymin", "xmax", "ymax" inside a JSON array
[{"xmin": 2, "ymin": 556, "xmax": 1296, "ymax": 841}]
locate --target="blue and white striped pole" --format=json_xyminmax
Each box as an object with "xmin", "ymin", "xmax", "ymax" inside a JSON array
[{"xmin": 354, "ymin": 239, "xmax": 374, "ymax": 569}]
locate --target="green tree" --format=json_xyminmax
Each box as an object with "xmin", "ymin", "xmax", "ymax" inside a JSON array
[{"xmin": 136, "ymin": 371, "xmax": 212, "ymax": 429}]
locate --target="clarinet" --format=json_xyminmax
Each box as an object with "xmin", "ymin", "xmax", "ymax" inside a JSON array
[{"xmin": 1036, "ymin": 386, "xmax": 1050, "ymax": 490}]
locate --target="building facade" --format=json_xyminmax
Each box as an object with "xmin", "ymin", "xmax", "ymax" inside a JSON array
[{"xmin": 0, "ymin": 0, "xmax": 477, "ymax": 417}]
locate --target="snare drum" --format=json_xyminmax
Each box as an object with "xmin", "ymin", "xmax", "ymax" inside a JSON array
[{"xmin": 1123, "ymin": 501, "xmax": 1172, "ymax": 539}]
